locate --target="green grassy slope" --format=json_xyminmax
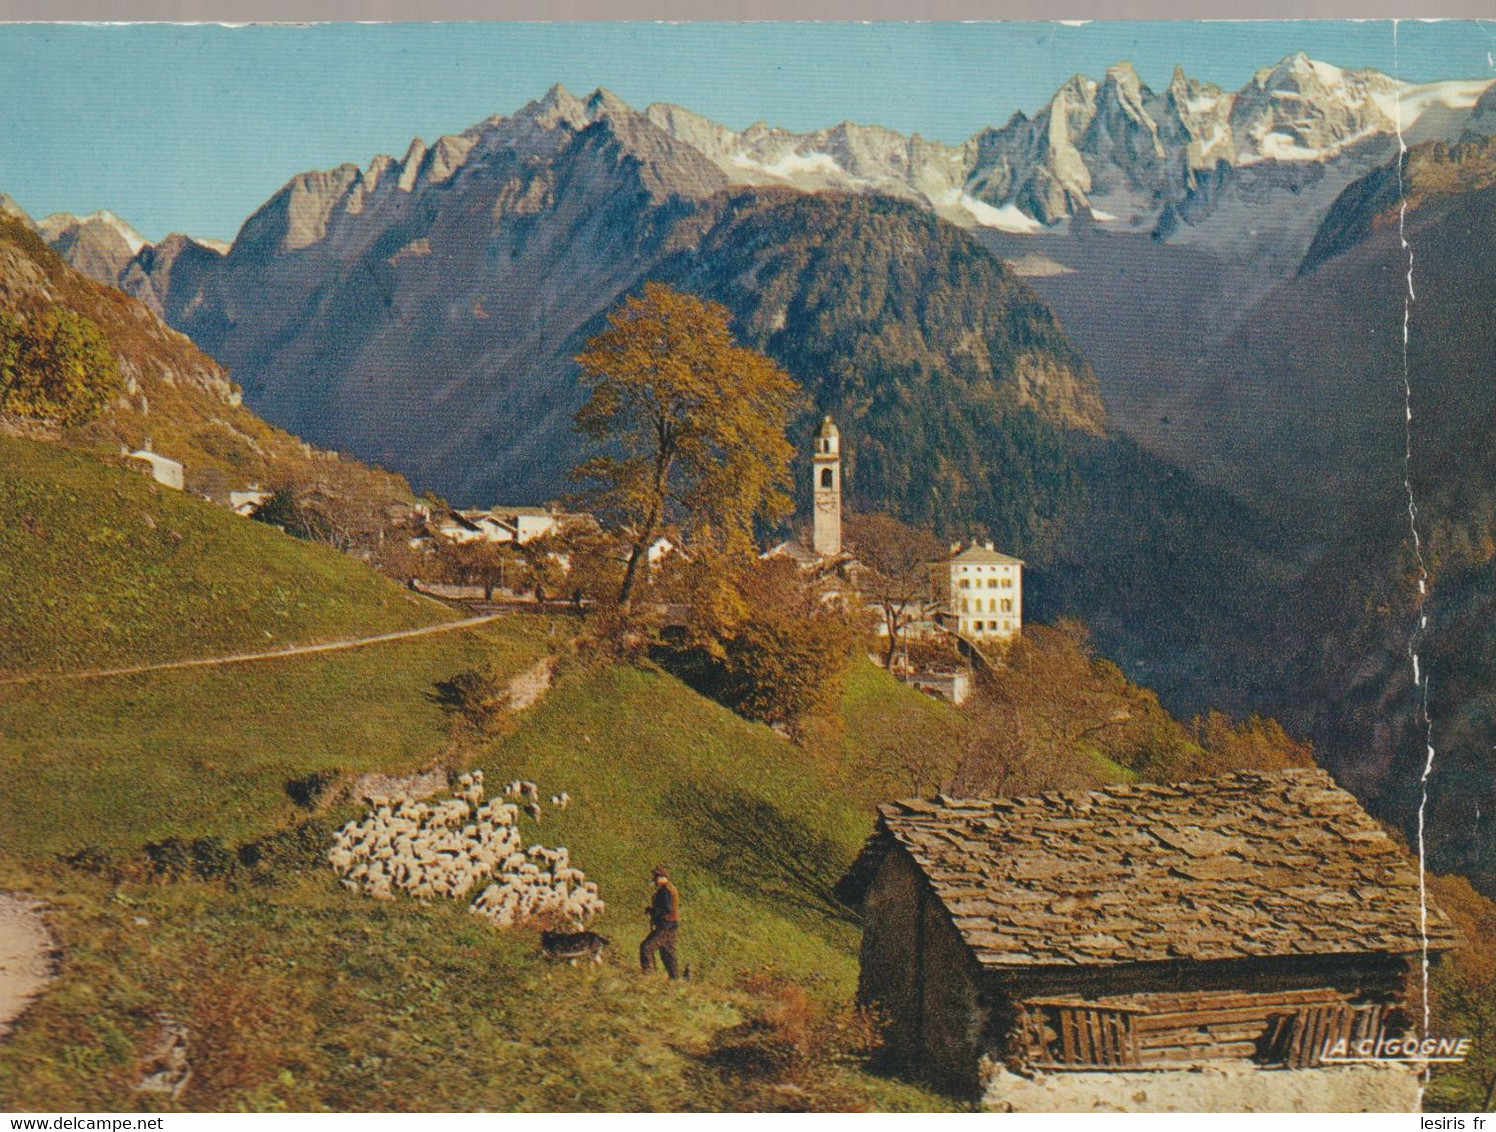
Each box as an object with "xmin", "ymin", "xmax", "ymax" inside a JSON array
[
  {"xmin": 0, "ymin": 643, "xmax": 954, "ymax": 1111},
  {"xmin": 0, "ymin": 620, "xmax": 554, "ymax": 857},
  {"xmin": 0, "ymin": 437, "xmax": 447, "ymax": 673},
  {"xmin": 473, "ymin": 663, "xmax": 871, "ymax": 989},
  {"xmin": 838, "ymin": 656, "xmax": 971, "ymax": 797}
]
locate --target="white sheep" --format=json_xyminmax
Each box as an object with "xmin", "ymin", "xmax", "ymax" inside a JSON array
[{"xmin": 331, "ymin": 783, "xmax": 602, "ymax": 927}]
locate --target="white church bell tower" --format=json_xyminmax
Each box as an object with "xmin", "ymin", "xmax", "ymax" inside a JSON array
[{"xmin": 812, "ymin": 415, "xmax": 842, "ymax": 558}]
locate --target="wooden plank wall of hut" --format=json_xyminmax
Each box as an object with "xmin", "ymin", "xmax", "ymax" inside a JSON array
[{"xmin": 1022, "ymin": 987, "xmax": 1404, "ymax": 1070}]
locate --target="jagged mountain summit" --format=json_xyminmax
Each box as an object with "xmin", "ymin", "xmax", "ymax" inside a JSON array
[
  {"xmin": 21, "ymin": 55, "xmax": 1494, "ymax": 503},
  {"xmin": 21, "ymin": 78, "xmax": 1113, "ymax": 506},
  {"xmin": 639, "ymin": 55, "xmax": 1489, "ymax": 255},
  {"xmin": 44, "ymin": 57, "xmax": 1494, "ymax": 309},
  {"xmin": 34, "ymin": 209, "xmax": 150, "ymax": 286}
]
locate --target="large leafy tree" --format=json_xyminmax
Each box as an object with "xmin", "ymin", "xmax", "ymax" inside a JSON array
[
  {"xmin": 433, "ymin": 537, "xmax": 524, "ymax": 601},
  {"xmin": 573, "ymin": 282, "xmax": 800, "ymax": 606},
  {"xmin": 0, "ymin": 307, "xmax": 121, "ymax": 426}
]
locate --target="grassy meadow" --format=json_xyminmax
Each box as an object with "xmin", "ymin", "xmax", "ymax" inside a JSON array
[
  {"xmin": 0, "ymin": 437, "xmax": 446, "ymax": 674},
  {"xmin": 0, "ymin": 437, "xmax": 1098, "ymax": 1111},
  {"xmin": 0, "ymin": 632, "xmax": 957, "ymax": 1111},
  {"xmin": 0, "ymin": 444, "xmax": 958, "ymax": 1110},
  {"xmin": 0, "ymin": 620, "xmax": 555, "ymax": 857}
]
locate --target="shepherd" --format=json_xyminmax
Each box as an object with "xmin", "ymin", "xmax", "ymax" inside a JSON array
[{"xmin": 639, "ymin": 864, "xmax": 680, "ymax": 979}]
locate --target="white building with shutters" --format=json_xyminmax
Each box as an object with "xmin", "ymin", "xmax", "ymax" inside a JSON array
[{"xmin": 928, "ymin": 541, "xmax": 1023, "ymax": 642}]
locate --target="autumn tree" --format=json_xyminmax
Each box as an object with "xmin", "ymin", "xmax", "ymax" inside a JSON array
[
  {"xmin": 516, "ymin": 538, "xmax": 566, "ymax": 604},
  {"xmin": 934, "ymin": 620, "xmax": 1317, "ymax": 796},
  {"xmin": 940, "ymin": 620, "xmax": 1189, "ymax": 796},
  {"xmin": 541, "ymin": 523, "xmax": 629, "ymax": 608},
  {"xmin": 844, "ymin": 512, "xmax": 944, "ymax": 670},
  {"xmin": 1191, "ymin": 710, "xmax": 1315, "ymax": 772},
  {"xmin": 368, "ymin": 533, "xmax": 428, "ymax": 588},
  {"xmin": 433, "ymin": 537, "xmax": 523, "ymax": 600},
  {"xmin": 0, "ymin": 308, "xmax": 121, "ymax": 426},
  {"xmin": 252, "ymin": 465, "xmax": 396, "ymax": 554},
  {"xmin": 572, "ymin": 282, "xmax": 800, "ymax": 607},
  {"xmin": 670, "ymin": 557, "xmax": 858, "ymax": 739}
]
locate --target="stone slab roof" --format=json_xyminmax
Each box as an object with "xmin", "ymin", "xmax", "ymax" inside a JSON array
[
  {"xmin": 945, "ymin": 544, "xmax": 1024, "ymax": 567},
  {"xmin": 763, "ymin": 538, "xmax": 822, "ymax": 567},
  {"xmin": 838, "ymin": 768, "xmax": 1457, "ymax": 969}
]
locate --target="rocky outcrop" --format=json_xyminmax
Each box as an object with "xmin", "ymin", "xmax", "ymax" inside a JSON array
[
  {"xmin": 0, "ymin": 210, "xmax": 412, "ymax": 506},
  {"xmin": 1461, "ymin": 80, "xmax": 1496, "ymax": 141},
  {"xmin": 0, "ymin": 193, "xmax": 37, "ymax": 230},
  {"xmin": 133, "ymin": 1016, "xmax": 191, "ymax": 1099},
  {"xmin": 116, "ymin": 232, "xmax": 227, "ymax": 322}
]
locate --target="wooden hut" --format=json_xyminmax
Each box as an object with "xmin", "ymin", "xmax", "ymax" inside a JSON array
[{"xmin": 835, "ymin": 768, "xmax": 1458, "ymax": 1100}]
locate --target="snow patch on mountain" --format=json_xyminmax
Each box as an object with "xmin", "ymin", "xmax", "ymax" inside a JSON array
[
  {"xmin": 731, "ymin": 149, "xmax": 850, "ymax": 181},
  {"xmin": 93, "ymin": 211, "xmax": 148, "ymax": 253},
  {"xmin": 1309, "ymin": 58, "xmax": 1346, "ymax": 86},
  {"xmin": 38, "ymin": 209, "xmax": 148, "ymax": 254},
  {"xmin": 1006, "ymin": 252, "xmax": 1076, "ymax": 277},
  {"xmin": 1374, "ymin": 79, "xmax": 1493, "ymax": 123},
  {"xmin": 941, "ymin": 189, "xmax": 1047, "ymax": 232}
]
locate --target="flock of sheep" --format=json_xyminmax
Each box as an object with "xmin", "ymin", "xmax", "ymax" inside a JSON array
[{"xmin": 327, "ymin": 770, "xmax": 605, "ymax": 929}]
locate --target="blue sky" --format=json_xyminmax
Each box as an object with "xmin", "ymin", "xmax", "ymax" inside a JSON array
[{"xmin": 1, "ymin": 20, "xmax": 1491, "ymax": 243}]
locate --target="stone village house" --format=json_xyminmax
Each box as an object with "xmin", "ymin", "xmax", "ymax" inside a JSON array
[
  {"xmin": 835, "ymin": 768, "xmax": 1458, "ymax": 1111},
  {"xmin": 123, "ymin": 442, "xmax": 184, "ymax": 491}
]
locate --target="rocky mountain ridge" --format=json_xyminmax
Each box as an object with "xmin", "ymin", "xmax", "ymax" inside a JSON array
[
  {"xmin": 39, "ymin": 55, "xmax": 1494, "ymax": 311},
  {"xmin": 32, "ymin": 58, "xmax": 1493, "ymax": 484},
  {"xmin": 639, "ymin": 55, "xmax": 1491, "ymax": 252},
  {"xmin": 24, "ymin": 85, "xmax": 1110, "ymax": 505},
  {"xmin": 0, "ymin": 206, "xmax": 411, "ymax": 507}
]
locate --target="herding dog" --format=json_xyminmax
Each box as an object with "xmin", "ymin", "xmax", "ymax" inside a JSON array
[{"xmin": 539, "ymin": 929, "xmax": 611, "ymax": 964}]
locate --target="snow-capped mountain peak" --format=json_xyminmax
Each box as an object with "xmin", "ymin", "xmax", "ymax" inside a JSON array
[
  {"xmin": 38, "ymin": 208, "xmax": 148, "ymax": 254},
  {"xmin": 38, "ymin": 55, "xmax": 1496, "ymax": 304},
  {"xmin": 638, "ymin": 53, "xmax": 1492, "ymax": 246}
]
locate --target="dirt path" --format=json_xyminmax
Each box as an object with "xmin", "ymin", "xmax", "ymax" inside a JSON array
[
  {"xmin": 0, "ymin": 613, "xmax": 504, "ymax": 688},
  {"xmin": 504, "ymin": 656, "xmax": 556, "ymax": 711},
  {"xmin": 0, "ymin": 895, "xmax": 54, "ymax": 1042}
]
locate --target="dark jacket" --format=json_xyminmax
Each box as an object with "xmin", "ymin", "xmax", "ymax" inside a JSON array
[{"xmin": 649, "ymin": 880, "xmax": 680, "ymax": 927}]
